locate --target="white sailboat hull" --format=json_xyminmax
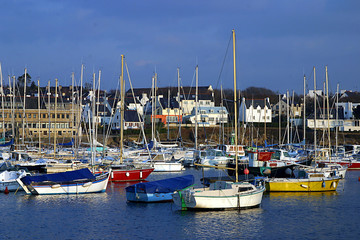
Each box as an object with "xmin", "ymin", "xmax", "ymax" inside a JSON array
[
  {"xmin": 17, "ymin": 172, "xmax": 110, "ymax": 195},
  {"xmin": 173, "ymin": 182, "xmax": 265, "ymax": 210}
]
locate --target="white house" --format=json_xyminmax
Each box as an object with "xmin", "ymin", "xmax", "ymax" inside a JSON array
[
  {"xmin": 335, "ymin": 102, "xmax": 360, "ymax": 119},
  {"xmin": 182, "ymin": 106, "xmax": 228, "ymax": 126},
  {"xmin": 111, "ymin": 110, "xmax": 143, "ymax": 130},
  {"xmin": 239, "ymin": 98, "xmax": 272, "ymax": 123},
  {"xmin": 126, "ymin": 93, "xmax": 149, "ymax": 117}
]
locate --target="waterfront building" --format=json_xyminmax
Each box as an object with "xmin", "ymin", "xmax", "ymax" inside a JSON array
[{"xmin": 0, "ymin": 95, "xmax": 81, "ymax": 141}]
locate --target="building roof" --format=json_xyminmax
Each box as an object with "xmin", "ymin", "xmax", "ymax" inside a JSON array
[
  {"xmin": 159, "ymin": 97, "xmax": 179, "ymax": 109},
  {"xmin": 242, "ymin": 98, "xmax": 271, "ymax": 109},
  {"xmin": 124, "ymin": 110, "xmax": 142, "ymax": 122}
]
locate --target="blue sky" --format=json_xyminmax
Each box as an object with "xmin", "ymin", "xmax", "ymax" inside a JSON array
[{"xmin": 1, "ymin": 0, "xmax": 359, "ymax": 94}]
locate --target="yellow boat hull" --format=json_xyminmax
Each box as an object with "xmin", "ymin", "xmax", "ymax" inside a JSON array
[{"xmin": 265, "ymin": 178, "xmax": 340, "ymax": 192}]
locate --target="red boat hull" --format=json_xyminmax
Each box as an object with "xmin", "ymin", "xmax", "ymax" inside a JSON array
[
  {"xmin": 324, "ymin": 160, "xmax": 360, "ymax": 170},
  {"xmin": 109, "ymin": 168, "xmax": 154, "ymax": 182}
]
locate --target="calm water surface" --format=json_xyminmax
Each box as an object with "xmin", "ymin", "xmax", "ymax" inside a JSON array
[{"xmin": 1, "ymin": 168, "xmax": 359, "ymax": 240}]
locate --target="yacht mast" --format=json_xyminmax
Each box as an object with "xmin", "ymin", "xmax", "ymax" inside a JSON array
[
  {"xmin": 279, "ymin": 94, "xmax": 281, "ymax": 145},
  {"xmin": 264, "ymin": 98, "xmax": 267, "ymax": 143},
  {"xmin": 47, "ymin": 81, "xmax": 51, "ymax": 147},
  {"xmin": 286, "ymin": 90, "xmax": 290, "ymax": 147},
  {"xmin": 9, "ymin": 76, "xmax": 15, "ymax": 140},
  {"xmin": 303, "ymin": 75, "xmax": 306, "ymax": 147},
  {"xmin": 313, "ymin": 67, "xmax": 317, "ymax": 161},
  {"xmin": 38, "ymin": 79, "xmax": 41, "ymax": 154},
  {"xmin": 220, "ymin": 84, "xmax": 224, "ymax": 145},
  {"xmin": 120, "ymin": 55, "xmax": 125, "ymax": 164},
  {"xmin": 167, "ymin": 88, "xmax": 170, "ymax": 140},
  {"xmin": 154, "ymin": 72, "xmax": 157, "ymax": 142},
  {"xmin": 322, "ymin": 81, "xmax": 326, "ymax": 148},
  {"xmin": 91, "ymin": 73, "xmax": 96, "ymax": 167},
  {"xmin": 0, "ymin": 63, "xmax": 4, "ymax": 139},
  {"xmin": 325, "ymin": 66, "xmax": 331, "ymax": 160},
  {"xmin": 195, "ymin": 65, "xmax": 198, "ymax": 150},
  {"xmin": 232, "ymin": 29, "xmax": 239, "ymax": 182},
  {"xmin": 54, "ymin": 78, "xmax": 58, "ymax": 159},
  {"xmin": 177, "ymin": 68, "xmax": 182, "ymax": 146},
  {"xmin": 77, "ymin": 64, "xmax": 84, "ymax": 156},
  {"xmin": 71, "ymin": 72, "xmax": 74, "ymax": 150},
  {"xmin": 22, "ymin": 68, "xmax": 27, "ymax": 147},
  {"xmin": 336, "ymin": 83, "xmax": 339, "ymax": 156},
  {"xmin": 151, "ymin": 76, "xmax": 155, "ymax": 142}
]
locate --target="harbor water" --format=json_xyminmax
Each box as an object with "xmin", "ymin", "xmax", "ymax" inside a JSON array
[{"xmin": 1, "ymin": 168, "xmax": 359, "ymax": 240}]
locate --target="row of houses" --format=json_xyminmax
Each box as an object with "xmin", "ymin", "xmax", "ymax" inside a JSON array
[
  {"xmin": 88, "ymin": 85, "xmax": 230, "ymax": 130},
  {"xmin": 239, "ymin": 91, "xmax": 360, "ymax": 132},
  {"xmin": 1, "ymin": 85, "xmax": 359, "ymax": 140}
]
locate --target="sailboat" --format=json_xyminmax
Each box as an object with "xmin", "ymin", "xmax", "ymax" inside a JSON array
[
  {"xmin": 16, "ymin": 168, "xmax": 110, "ymax": 195},
  {"xmin": 172, "ymin": 30, "xmax": 265, "ymax": 210},
  {"xmin": 102, "ymin": 55, "xmax": 154, "ymax": 181}
]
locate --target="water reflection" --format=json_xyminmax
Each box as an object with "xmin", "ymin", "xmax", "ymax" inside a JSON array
[
  {"xmin": 17, "ymin": 192, "xmax": 111, "ymax": 210},
  {"xmin": 266, "ymin": 191, "xmax": 338, "ymax": 199},
  {"xmin": 175, "ymin": 207, "xmax": 266, "ymax": 239}
]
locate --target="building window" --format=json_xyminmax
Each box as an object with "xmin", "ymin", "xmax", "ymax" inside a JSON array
[{"xmin": 28, "ymin": 114, "xmax": 31, "ymax": 118}]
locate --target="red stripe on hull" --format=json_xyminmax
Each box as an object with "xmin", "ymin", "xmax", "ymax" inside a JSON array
[{"xmin": 347, "ymin": 162, "xmax": 360, "ymax": 170}]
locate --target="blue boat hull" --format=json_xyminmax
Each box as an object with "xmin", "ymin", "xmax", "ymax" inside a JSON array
[{"xmin": 126, "ymin": 191, "xmax": 173, "ymax": 202}]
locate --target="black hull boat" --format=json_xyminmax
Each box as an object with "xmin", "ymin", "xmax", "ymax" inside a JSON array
[{"xmin": 226, "ymin": 162, "xmax": 295, "ymax": 178}]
